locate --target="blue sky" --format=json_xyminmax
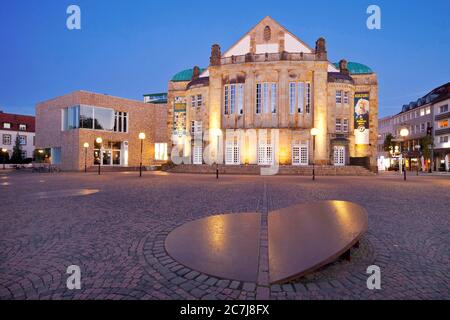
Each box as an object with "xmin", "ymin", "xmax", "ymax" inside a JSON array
[{"xmin": 0, "ymin": 0, "xmax": 449, "ymax": 117}]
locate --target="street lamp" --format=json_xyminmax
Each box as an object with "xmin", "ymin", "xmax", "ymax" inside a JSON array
[
  {"xmin": 139, "ymin": 133, "xmax": 146, "ymax": 177},
  {"xmin": 415, "ymin": 144, "xmax": 421, "ymax": 176},
  {"xmin": 83, "ymin": 143, "xmax": 89, "ymax": 173},
  {"xmin": 310, "ymin": 128, "xmax": 320, "ymax": 181},
  {"xmin": 1, "ymin": 148, "xmax": 7, "ymax": 170},
  {"xmin": 400, "ymin": 128, "xmax": 409, "ymax": 181},
  {"xmin": 96, "ymin": 137, "xmax": 103, "ymax": 175}
]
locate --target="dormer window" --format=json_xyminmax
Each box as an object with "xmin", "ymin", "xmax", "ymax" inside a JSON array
[
  {"xmin": 19, "ymin": 124, "xmax": 27, "ymax": 131},
  {"xmin": 3, "ymin": 122, "xmax": 11, "ymax": 129}
]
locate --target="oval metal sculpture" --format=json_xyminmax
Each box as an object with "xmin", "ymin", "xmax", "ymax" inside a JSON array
[
  {"xmin": 268, "ymin": 201, "xmax": 368, "ymax": 284},
  {"xmin": 165, "ymin": 201, "xmax": 368, "ymax": 284}
]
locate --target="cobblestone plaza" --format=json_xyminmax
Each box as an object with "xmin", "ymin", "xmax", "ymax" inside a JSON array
[{"xmin": 0, "ymin": 171, "xmax": 449, "ymax": 300}]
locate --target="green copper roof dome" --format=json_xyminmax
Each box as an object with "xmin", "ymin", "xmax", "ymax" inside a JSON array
[
  {"xmin": 333, "ymin": 62, "xmax": 373, "ymax": 75},
  {"xmin": 171, "ymin": 68, "xmax": 206, "ymax": 82}
]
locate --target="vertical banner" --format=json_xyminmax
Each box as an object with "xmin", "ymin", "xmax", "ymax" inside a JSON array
[
  {"xmin": 354, "ymin": 92, "xmax": 370, "ymax": 145},
  {"xmin": 173, "ymin": 96, "xmax": 187, "ymax": 138}
]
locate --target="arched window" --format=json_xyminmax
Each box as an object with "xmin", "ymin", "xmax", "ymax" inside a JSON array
[{"xmin": 264, "ymin": 26, "xmax": 271, "ymax": 41}]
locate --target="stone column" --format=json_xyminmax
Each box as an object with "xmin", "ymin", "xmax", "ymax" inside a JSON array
[
  {"xmin": 313, "ymin": 66, "xmax": 329, "ymax": 164},
  {"xmin": 208, "ymin": 67, "xmax": 223, "ymax": 164},
  {"xmin": 278, "ymin": 68, "xmax": 289, "ymax": 126}
]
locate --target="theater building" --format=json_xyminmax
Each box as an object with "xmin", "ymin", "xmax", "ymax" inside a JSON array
[
  {"xmin": 36, "ymin": 91, "xmax": 168, "ymax": 171},
  {"xmin": 167, "ymin": 17, "xmax": 378, "ymax": 170}
]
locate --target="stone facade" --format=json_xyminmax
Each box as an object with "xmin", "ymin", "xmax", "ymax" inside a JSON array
[
  {"xmin": 167, "ymin": 17, "xmax": 378, "ymax": 170},
  {"xmin": 36, "ymin": 91, "xmax": 168, "ymax": 171}
]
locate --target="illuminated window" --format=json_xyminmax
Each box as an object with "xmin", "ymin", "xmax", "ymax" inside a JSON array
[
  {"xmin": 438, "ymin": 120, "xmax": 449, "ymax": 129},
  {"xmin": 19, "ymin": 124, "xmax": 27, "ymax": 131},
  {"xmin": 3, "ymin": 122, "xmax": 11, "ymax": 129},
  {"xmin": 155, "ymin": 143, "xmax": 168, "ymax": 161}
]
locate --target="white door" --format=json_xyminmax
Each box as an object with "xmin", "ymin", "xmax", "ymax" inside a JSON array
[
  {"xmin": 193, "ymin": 145, "xmax": 203, "ymax": 165},
  {"xmin": 258, "ymin": 144, "xmax": 273, "ymax": 165},
  {"xmin": 225, "ymin": 140, "xmax": 240, "ymax": 165},
  {"xmin": 334, "ymin": 146, "xmax": 345, "ymax": 166},
  {"xmin": 292, "ymin": 143, "xmax": 309, "ymax": 166}
]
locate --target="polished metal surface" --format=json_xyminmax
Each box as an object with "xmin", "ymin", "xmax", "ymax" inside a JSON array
[
  {"xmin": 268, "ymin": 201, "xmax": 368, "ymax": 284},
  {"xmin": 165, "ymin": 213, "xmax": 261, "ymax": 282}
]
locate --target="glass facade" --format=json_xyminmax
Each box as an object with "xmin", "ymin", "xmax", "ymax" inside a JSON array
[{"xmin": 62, "ymin": 105, "xmax": 127, "ymax": 132}]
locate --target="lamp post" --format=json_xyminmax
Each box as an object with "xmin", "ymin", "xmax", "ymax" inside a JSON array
[
  {"xmin": 415, "ymin": 144, "xmax": 421, "ymax": 176},
  {"xmin": 83, "ymin": 143, "xmax": 89, "ymax": 173},
  {"xmin": 310, "ymin": 128, "xmax": 320, "ymax": 181},
  {"xmin": 400, "ymin": 128, "xmax": 409, "ymax": 181},
  {"xmin": 212, "ymin": 129, "xmax": 222, "ymax": 180},
  {"xmin": 1, "ymin": 148, "xmax": 7, "ymax": 170},
  {"xmin": 96, "ymin": 137, "xmax": 103, "ymax": 175},
  {"xmin": 139, "ymin": 133, "xmax": 146, "ymax": 177}
]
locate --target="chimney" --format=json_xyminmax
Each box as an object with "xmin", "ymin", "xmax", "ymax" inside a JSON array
[
  {"xmin": 192, "ymin": 66, "xmax": 200, "ymax": 80},
  {"xmin": 339, "ymin": 59, "xmax": 349, "ymax": 75},
  {"xmin": 210, "ymin": 44, "xmax": 221, "ymax": 66},
  {"xmin": 315, "ymin": 37, "xmax": 327, "ymax": 60}
]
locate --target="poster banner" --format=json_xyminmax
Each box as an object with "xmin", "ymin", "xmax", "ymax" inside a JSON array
[
  {"xmin": 354, "ymin": 92, "xmax": 370, "ymax": 145},
  {"xmin": 173, "ymin": 96, "xmax": 187, "ymax": 137}
]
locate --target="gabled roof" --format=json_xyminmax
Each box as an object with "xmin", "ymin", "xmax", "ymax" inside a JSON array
[
  {"xmin": 223, "ymin": 16, "xmax": 314, "ymax": 57},
  {"xmin": 0, "ymin": 112, "xmax": 35, "ymax": 133}
]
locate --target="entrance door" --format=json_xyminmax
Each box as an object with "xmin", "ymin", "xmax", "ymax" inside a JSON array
[
  {"xmin": 292, "ymin": 143, "xmax": 309, "ymax": 166},
  {"xmin": 258, "ymin": 144, "xmax": 273, "ymax": 165},
  {"xmin": 334, "ymin": 146, "xmax": 345, "ymax": 166}
]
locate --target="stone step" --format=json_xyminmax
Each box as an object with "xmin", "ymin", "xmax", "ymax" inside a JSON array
[{"xmin": 168, "ymin": 165, "xmax": 376, "ymax": 176}]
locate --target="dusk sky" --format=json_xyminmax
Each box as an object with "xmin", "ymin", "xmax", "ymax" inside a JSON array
[{"xmin": 1, "ymin": 0, "xmax": 449, "ymax": 117}]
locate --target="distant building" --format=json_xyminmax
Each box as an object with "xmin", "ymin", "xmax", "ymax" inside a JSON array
[
  {"xmin": 35, "ymin": 91, "xmax": 168, "ymax": 171},
  {"xmin": 0, "ymin": 111, "xmax": 35, "ymax": 160},
  {"xmin": 377, "ymin": 115, "xmax": 394, "ymax": 170},
  {"xmin": 388, "ymin": 82, "xmax": 450, "ymax": 171},
  {"xmin": 144, "ymin": 93, "xmax": 168, "ymax": 104}
]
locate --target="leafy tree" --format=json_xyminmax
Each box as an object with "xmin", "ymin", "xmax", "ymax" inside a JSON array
[
  {"xmin": 10, "ymin": 134, "xmax": 24, "ymax": 164},
  {"xmin": 420, "ymin": 136, "xmax": 433, "ymax": 160},
  {"xmin": 383, "ymin": 133, "xmax": 395, "ymax": 152}
]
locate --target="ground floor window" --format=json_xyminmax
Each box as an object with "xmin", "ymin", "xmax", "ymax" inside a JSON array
[
  {"xmin": 155, "ymin": 143, "xmax": 168, "ymax": 161},
  {"xmin": 292, "ymin": 142, "xmax": 309, "ymax": 166}
]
